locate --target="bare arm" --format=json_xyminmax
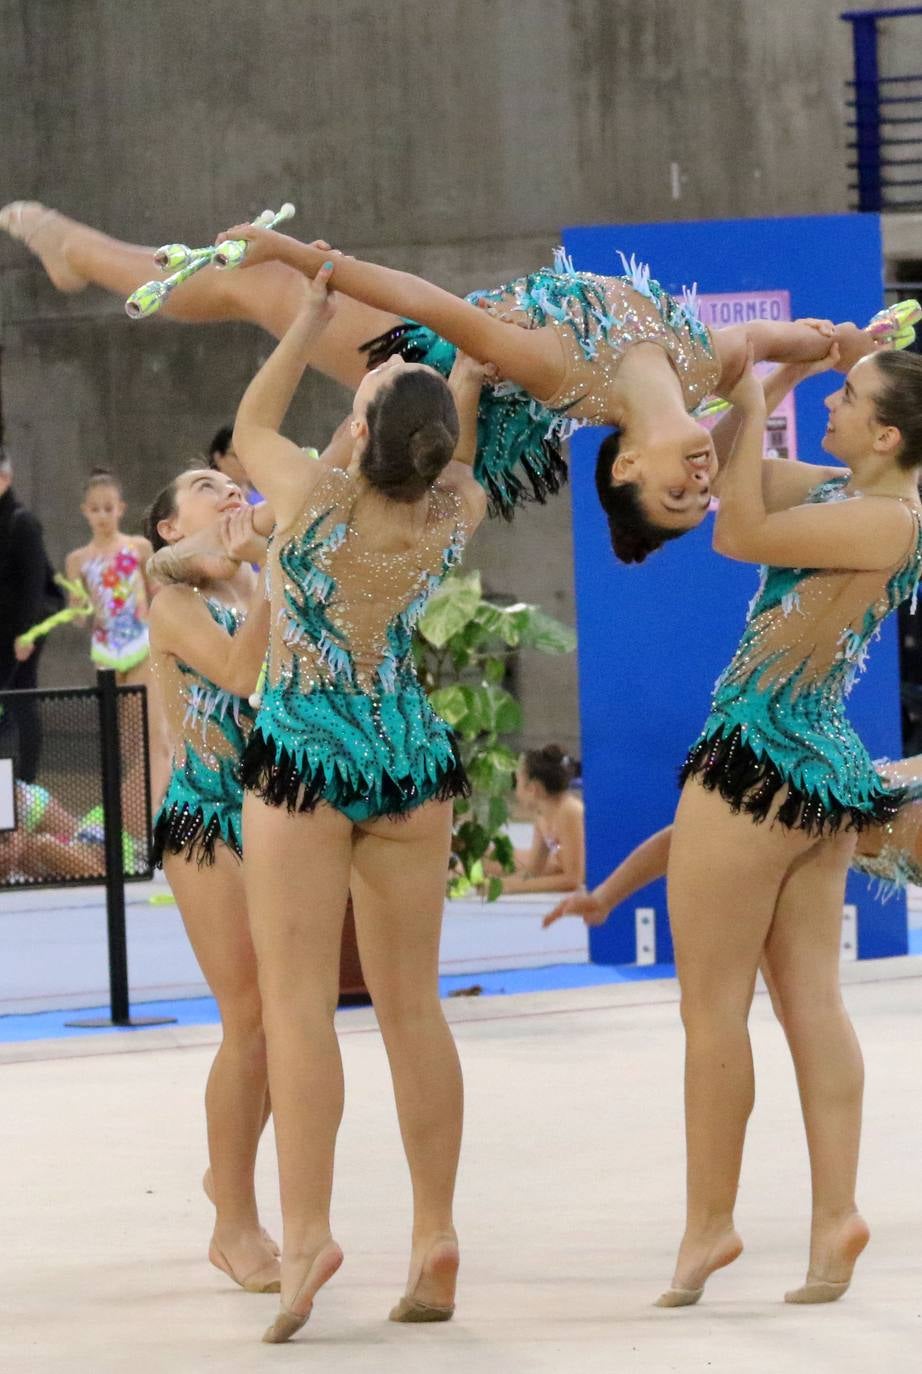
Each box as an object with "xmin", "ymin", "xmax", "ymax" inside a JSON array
[
  {"xmin": 232, "ymin": 266, "xmax": 338, "ymax": 529},
  {"xmin": 148, "ymin": 575, "xmax": 269, "ymax": 700},
  {"xmin": 216, "ymin": 225, "xmax": 564, "ymax": 402},
  {"xmin": 131, "ymin": 536, "xmax": 157, "ymax": 604},
  {"xmin": 438, "ymin": 351, "xmax": 489, "ymax": 528},
  {"xmin": 542, "ymin": 823, "xmax": 673, "ymax": 929},
  {"xmin": 713, "ymin": 317, "xmax": 860, "ymax": 392},
  {"xmin": 714, "ymin": 359, "xmax": 915, "ymax": 570},
  {"xmin": 63, "ymin": 550, "xmax": 91, "ymax": 616},
  {"xmin": 711, "ymin": 344, "xmax": 843, "ymax": 506}
]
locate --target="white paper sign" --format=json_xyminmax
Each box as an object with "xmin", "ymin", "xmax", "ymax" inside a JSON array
[{"xmin": 0, "ymin": 759, "xmax": 15, "ymax": 832}]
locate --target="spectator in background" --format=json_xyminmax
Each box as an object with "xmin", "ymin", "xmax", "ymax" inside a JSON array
[
  {"xmin": 487, "ymin": 745, "xmax": 585, "ymax": 895},
  {"xmin": 0, "ymin": 449, "xmax": 63, "ymax": 780},
  {"xmin": 208, "ymin": 425, "xmax": 261, "ymax": 504}
]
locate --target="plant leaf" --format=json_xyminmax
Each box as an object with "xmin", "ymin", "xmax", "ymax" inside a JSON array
[
  {"xmin": 516, "ymin": 607, "xmax": 577, "ymax": 654},
  {"xmin": 417, "ymin": 572, "xmax": 482, "ymax": 647}
]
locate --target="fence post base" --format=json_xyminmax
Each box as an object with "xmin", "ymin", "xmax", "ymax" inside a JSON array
[{"xmin": 64, "ymin": 1011, "xmax": 178, "ymax": 1029}]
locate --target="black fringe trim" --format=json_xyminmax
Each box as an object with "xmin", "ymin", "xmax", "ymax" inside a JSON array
[
  {"xmin": 485, "ymin": 437, "xmax": 569, "ymax": 523},
  {"xmin": 241, "ymin": 728, "xmax": 471, "ymax": 819},
  {"xmin": 358, "ymin": 324, "xmax": 568, "ymax": 521},
  {"xmin": 359, "ymin": 322, "xmax": 431, "ymax": 370},
  {"xmin": 679, "ymin": 724, "xmax": 904, "ymax": 837},
  {"xmin": 152, "ymin": 803, "xmax": 242, "ymax": 869}
]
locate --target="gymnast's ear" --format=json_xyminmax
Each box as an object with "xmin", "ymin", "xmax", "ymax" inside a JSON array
[
  {"xmin": 609, "ymin": 448, "xmax": 640, "ymax": 485},
  {"xmin": 155, "ymin": 513, "xmax": 181, "ymax": 546}
]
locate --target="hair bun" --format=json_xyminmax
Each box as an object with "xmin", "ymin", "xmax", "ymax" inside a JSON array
[
  {"xmin": 542, "ymin": 744, "xmax": 565, "ymax": 762},
  {"xmin": 408, "ymin": 421, "xmax": 454, "ymax": 482}
]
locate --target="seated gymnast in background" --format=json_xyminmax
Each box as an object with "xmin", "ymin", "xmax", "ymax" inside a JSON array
[{"xmin": 485, "ymin": 745, "xmax": 584, "ymax": 895}]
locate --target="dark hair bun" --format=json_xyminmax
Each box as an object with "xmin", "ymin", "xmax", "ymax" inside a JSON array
[
  {"xmin": 409, "ymin": 421, "xmax": 455, "ymax": 483},
  {"xmin": 524, "ymin": 744, "xmax": 579, "ymax": 794},
  {"xmin": 84, "ymin": 467, "xmax": 122, "ymax": 496},
  {"xmin": 361, "ymin": 369, "xmax": 460, "ymax": 503}
]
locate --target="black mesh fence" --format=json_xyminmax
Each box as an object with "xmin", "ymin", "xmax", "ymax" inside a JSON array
[{"xmin": 0, "ymin": 679, "xmax": 152, "ymax": 889}]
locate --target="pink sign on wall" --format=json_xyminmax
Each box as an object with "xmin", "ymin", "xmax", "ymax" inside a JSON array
[{"xmin": 697, "ymin": 289, "xmax": 797, "ymax": 459}]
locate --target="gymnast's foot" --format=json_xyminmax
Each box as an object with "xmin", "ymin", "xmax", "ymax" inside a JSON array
[
  {"xmin": 784, "ymin": 1211, "xmax": 869, "ymax": 1305},
  {"xmin": 202, "ymin": 1167, "xmax": 280, "ymax": 1257},
  {"xmin": 654, "ymin": 1224, "xmax": 743, "ymax": 1308},
  {"xmin": 262, "ymin": 1237, "xmax": 344, "ymax": 1343},
  {"xmin": 209, "ymin": 1225, "xmax": 281, "ymax": 1294},
  {"xmin": 0, "ymin": 201, "xmax": 87, "ymax": 292},
  {"xmin": 389, "ymin": 1229, "xmax": 459, "ymax": 1322}
]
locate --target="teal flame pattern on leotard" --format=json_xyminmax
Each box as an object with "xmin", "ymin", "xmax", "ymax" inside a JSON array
[
  {"xmin": 682, "ymin": 477, "xmax": 922, "ymax": 834},
  {"xmin": 153, "ymin": 599, "xmax": 255, "ymax": 863},
  {"xmin": 361, "ymin": 248, "xmax": 714, "ymax": 520},
  {"xmin": 243, "ymin": 472, "xmax": 470, "ymax": 821}
]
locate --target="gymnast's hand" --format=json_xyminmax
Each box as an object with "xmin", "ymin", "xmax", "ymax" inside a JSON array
[
  {"xmin": 542, "ymin": 888, "xmax": 609, "ymax": 929},
  {"xmin": 449, "ymin": 351, "xmax": 497, "ymax": 390},
  {"xmin": 218, "ymin": 507, "xmax": 266, "ymax": 566},
  {"xmin": 215, "ymin": 225, "xmax": 338, "ymax": 271},
  {"xmin": 788, "ymin": 335, "xmax": 842, "ymax": 381},
  {"xmin": 295, "ymin": 259, "xmax": 338, "ymax": 327}
]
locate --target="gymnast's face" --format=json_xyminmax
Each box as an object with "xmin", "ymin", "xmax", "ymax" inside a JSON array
[
  {"xmin": 611, "ymin": 425, "xmax": 718, "ymax": 533},
  {"xmin": 157, "ymin": 469, "xmax": 245, "ymax": 545},
  {"xmin": 82, "ymin": 483, "xmax": 125, "ymax": 540},
  {"xmin": 822, "ymin": 356, "xmax": 886, "ymax": 466}
]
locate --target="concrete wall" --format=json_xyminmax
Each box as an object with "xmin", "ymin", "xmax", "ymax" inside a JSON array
[{"xmin": 1, "ymin": 0, "xmax": 916, "ymax": 751}]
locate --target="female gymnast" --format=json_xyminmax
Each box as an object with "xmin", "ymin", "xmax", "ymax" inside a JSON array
[
  {"xmin": 486, "ymin": 745, "xmax": 584, "ymax": 895},
  {"xmin": 144, "ymin": 466, "xmax": 280, "ymax": 1295},
  {"xmin": 186, "ymin": 260, "xmax": 488, "ymax": 1342},
  {"xmin": 642, "ymin": 346, "xmax": 922, "ymax": 1310},
  {"xmin": 1, "ymin": 201, "xmax": 898, "ymax": 563},
  {"xmin": 64, "ymin": 466, "xmax": 170, "ymax": 802}
]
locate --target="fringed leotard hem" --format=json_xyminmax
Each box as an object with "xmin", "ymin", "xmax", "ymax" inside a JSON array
[
  {"xmin": 680, "ymin": 476, "xmax": 922, "ymax": 839},
  {"xmin": 679, "ymin": 724, "xmax": 904, "ymax": 837},
  {"xmin": 151, "ymin": 799, "xmax": 243, "ymax": 868},
  {"xmin": 241, "ymin": 725, "xmax": 469, "ymax": 823}
]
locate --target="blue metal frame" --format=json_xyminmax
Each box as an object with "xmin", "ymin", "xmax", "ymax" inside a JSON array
[{"xmin": 842, "ymin": 7, "xmax": 922, "ymax": 210}]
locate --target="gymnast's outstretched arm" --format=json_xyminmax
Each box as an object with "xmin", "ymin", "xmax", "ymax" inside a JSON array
[{"xmin": 215, "ymin": 224, "xmax": 565, "ymax": 403}]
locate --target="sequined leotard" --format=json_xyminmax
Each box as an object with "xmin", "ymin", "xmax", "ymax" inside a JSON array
[
  {"xmin": 363, "ymin": 250, "xmax": 720, "ymax": 518},
  {"xmin": 681, "ymin": 476, "xmax": 922, "ymax": 834},
  {"xmin": 852, "ymin": 758, "xmax": 922, "ymax": 892},
  {"xmin": 242, "ymin": 467, "xmax": 471, "ymax": 821},
  {"xmin": 152, "ymin": 596, "xmax": 255, "ymax": 864},
  {"xmin": 82, "ymin": 545, "xmax": 150, "ymax": 672}
]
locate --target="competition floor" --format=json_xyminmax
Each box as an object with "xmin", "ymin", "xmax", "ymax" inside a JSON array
[{"xmin": 3, "ymin": 957, "xmax": 922, "ymax": 1372}]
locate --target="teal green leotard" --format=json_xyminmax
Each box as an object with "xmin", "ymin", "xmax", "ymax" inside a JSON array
[{"xmin": 682, "ymin": 476, "xmax": 922, "ymax": 834}]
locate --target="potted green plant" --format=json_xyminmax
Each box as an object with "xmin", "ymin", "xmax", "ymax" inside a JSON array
[{"xmin": 414, "ymin": 570, "xmax": 577, "ymax": 899}]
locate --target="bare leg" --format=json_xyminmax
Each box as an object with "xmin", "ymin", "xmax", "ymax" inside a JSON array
[
  {"xmin": 0, "ymin": 202, "xmax": 398, "ymax": 389},
  {"xmin": 164, "ymin": 846, "xmax": 279, "ymax": 1291},
  {"xmin": 660, "ymin": 781, "xmax": 815, "ymax": 1305},
  {"xmin": 763, "ymin": 834, "xmax": 870, "ymax": 1303},
  {"xmin": 242, "ymin": 793, "xmax": 351, "ymax": 1332},
  {"xmin": 351, "ymin": 800, "xmax": 462, "ymax": 1317}
]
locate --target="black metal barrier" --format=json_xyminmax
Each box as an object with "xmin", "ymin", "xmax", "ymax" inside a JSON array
[{"xmin": 0, "ymin": 669, "xmax": 174, "ymax": 1027}]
